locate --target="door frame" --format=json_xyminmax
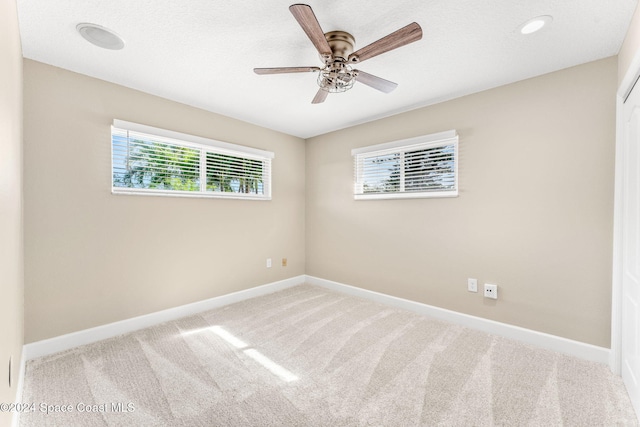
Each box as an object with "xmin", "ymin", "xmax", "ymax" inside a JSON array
[{"xmin": 611, "ymin": 50, "xmax": 640, "ymax": 375}]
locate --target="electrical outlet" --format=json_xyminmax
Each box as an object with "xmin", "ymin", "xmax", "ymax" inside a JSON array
[
  {"xmin": 484, "ymin": 283, "xmax": 498, "ymax": 300},
  {"xmin": 282, "ymin": 258, "xmax": 287, "ymax": 267},
  {"xmin": 266, "ymin": 258, "xmax": 272, "ymax": 268},
  {"xmin": 467, "ymin": 278, "xmax": 478, "ymax": 292}
]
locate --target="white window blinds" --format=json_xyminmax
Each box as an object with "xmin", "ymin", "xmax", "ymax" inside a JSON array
[
  {"xmin": 111, "ymin": 120, "xmax": 273, "ymax": 200},
  {"xmin": 352, "ymin": 130, "xmax": 458, "ymax": 200}
]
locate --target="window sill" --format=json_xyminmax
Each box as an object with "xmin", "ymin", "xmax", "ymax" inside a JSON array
[
  {"xmin": 354, "ymin": 191, "xmax": 458, "ymax": 200},
  {"xmin": 112, "ymin": 188, "xmax": 271, "ymax": 201}
]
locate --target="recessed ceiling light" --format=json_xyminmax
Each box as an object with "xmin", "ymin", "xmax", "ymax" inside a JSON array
[
  {"xmin": 76, "ymin": 23, "xmax": 125, "ymax": 50},
  {"xmin": 519, "ymin": 15, "xmax": 553, "ymax": 35}
]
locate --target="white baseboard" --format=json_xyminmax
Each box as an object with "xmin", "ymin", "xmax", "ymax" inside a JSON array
[
  {"xmin": 305, "ymin": 275, "xmax": 610, "ymax": 365},
  {"xmin": 11, "ymin": 351, "xmax": 26, "ymax": 427},
  {"xmin": 23, "ymin": 275, "xmax": 305, "ymax": 361},
  {"xmin": 22, "ymin": 273, "xmax": 610, "ymax": 368}
]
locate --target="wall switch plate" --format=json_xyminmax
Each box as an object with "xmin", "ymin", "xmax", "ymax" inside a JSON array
[
  {"xmin": 484, "ymin": 283, "xmax": 498, "ymax": 299},
  {"xmin": 266, "ymin": 258, "xmax": 272, "ymax": 268},
  {"xmin": 468, "ymin": 278, "xmax": 478, "ymax": 292}
]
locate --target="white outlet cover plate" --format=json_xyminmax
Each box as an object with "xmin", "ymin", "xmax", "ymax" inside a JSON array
[
  {"xmin": 484, "ymin": 283, "xmax": 498, "ymax": 299},
  {"xmin": 468, "ymin": 278, "xmax": 478, "ymax": 292}
]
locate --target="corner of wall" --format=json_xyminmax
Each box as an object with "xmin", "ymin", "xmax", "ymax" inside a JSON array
[{"xmin": 0, "ymin": 0, "xmax": 24, "ymax": 425}]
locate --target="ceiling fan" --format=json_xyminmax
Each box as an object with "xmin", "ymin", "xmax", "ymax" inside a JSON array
[{"xmin": 254, "ymin": 4, "xmax": 423, "ymax": 104}]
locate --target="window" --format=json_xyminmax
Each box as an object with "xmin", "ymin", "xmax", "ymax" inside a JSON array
[
  {"xmin": 352, "ymin": 130, "xmax": 458, "ymax": 200},
  {"xmin": 111, "ymin": 120, "xmax": 274, "ymax": 200}
]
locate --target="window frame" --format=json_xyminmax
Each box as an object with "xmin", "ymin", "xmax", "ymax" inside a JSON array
[
  {"xmin": 111, "ymin": 120, "xmax": 274, "ymax": 200},
  {"xmin": 352, "ymin": 130, "xmax": 458, "ymax": 200}
]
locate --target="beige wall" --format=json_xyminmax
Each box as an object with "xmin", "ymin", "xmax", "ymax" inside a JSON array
[
  {"xmin": 19, "ymin": 53, "xmax": 619, "ymax": 348},
  {"xmin": 0, "ymin": 0, "xmax": 24, "ymax": 425},
  {"xmin": 23, "ymin": 60, "xmax": 305, "ymax": 343},
  {"xmin": 619, "ymin": 3, "xmax": 640, "ymax": 85},
  {"xmin": 306, "ymin": 57, "xmax": 617, "ymax": 347}
]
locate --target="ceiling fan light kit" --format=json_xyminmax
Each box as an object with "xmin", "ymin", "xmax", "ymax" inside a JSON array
[
  {"xmin": 254, "ymin": 4, "xmax": 422, "ymax": 104},
  {"xmin": 317, "ymin": 60, "xmax": 356, "ymax": 94}
]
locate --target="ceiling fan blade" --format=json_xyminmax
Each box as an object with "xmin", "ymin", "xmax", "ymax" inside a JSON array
[
  {"xmin": 289, "ymin": 4, "xmax": 332, "ymax": 60},
  {"xmin": 355, "ymin": 70, "xmax": 398, "ymax": 93},
  {"xmin": 312, "ymin": 88, "xmax": 328, "ymax": 104},
  {"xmin": 348, "ymin": 22, "xmax": 422, "ymax": 63},
  {"xmin": 254, "ymin": 67, "xmax": 320, "ymax": 75}
]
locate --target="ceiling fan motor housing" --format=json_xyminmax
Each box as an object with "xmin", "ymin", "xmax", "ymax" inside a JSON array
[{"xmin": 323, "ymin": 31, "xmax": 355, "ymax": 61}]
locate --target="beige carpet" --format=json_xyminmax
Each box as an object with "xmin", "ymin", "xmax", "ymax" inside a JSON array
[{"xmin": 20, "ymin": 284, "xmax": 638, "ymax": 426}]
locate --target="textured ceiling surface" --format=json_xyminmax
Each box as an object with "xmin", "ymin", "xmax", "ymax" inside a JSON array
[{"xmin": 17, "ymin": 0, "xmax": 638, "ymax": 138}]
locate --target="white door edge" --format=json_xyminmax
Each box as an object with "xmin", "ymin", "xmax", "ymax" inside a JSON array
[{"xmin": 612, "ymin": 50, "xmax": 640, "ymax": 376}]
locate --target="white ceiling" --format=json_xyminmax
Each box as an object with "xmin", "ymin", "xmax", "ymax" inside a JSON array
[{"xmin": 16, "ymin": 0, "xmax": 638, "ymax": 139}]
